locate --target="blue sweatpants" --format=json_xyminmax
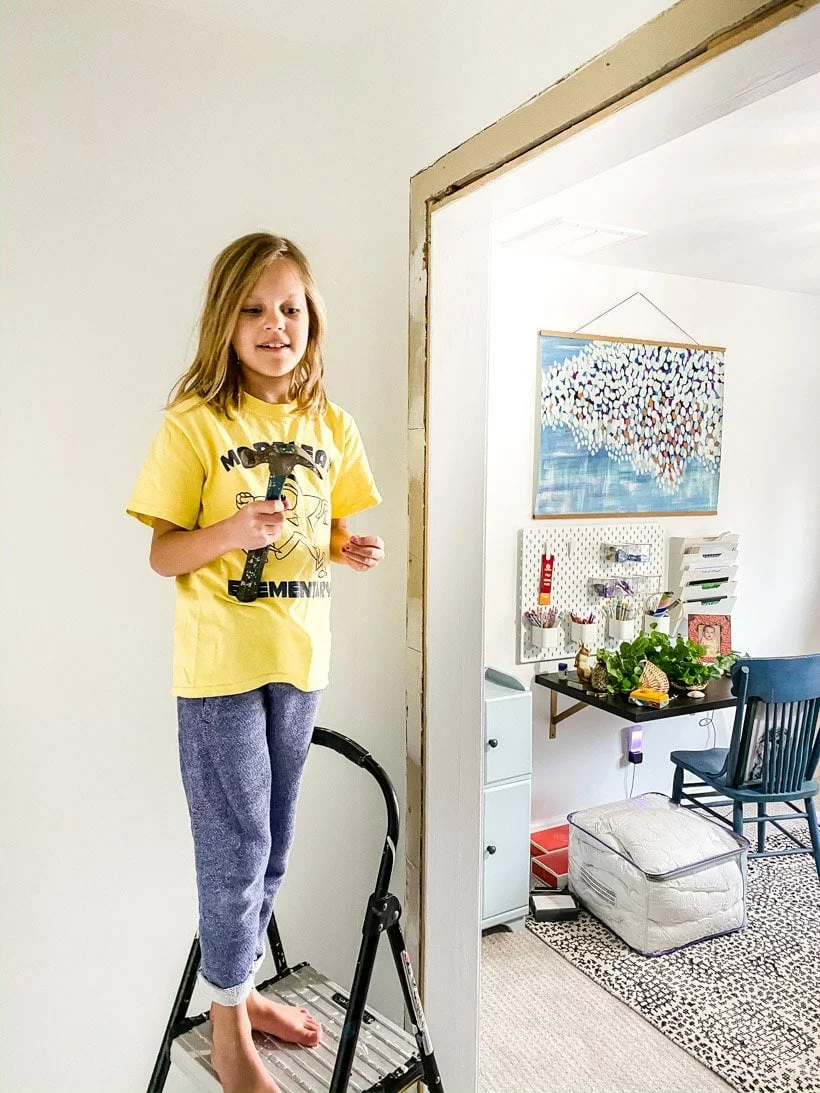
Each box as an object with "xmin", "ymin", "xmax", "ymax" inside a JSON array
[{"xmin": 177, "ymin": 683, "xmax": 322, "ymax": 1006}]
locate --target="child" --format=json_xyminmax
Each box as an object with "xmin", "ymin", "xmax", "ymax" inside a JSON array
[{"xmin": 127, "ymin": 233, "xmax": 384, "ymax": 1093}]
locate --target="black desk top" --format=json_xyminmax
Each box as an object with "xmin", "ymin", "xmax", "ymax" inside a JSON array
[{"xmin": 533, "ymin": 671, "xmax": 738, "ymax": 723}]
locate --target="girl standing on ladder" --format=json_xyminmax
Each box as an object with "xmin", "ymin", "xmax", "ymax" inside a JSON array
[{"xmin": 127, "ymin": 233, "xmax": 384, "ymax": 1093}]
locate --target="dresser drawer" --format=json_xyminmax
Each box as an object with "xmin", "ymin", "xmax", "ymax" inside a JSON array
[
  {"xmin": 485, "ymin": 693, "xmax": 532, "ymax": 785},
  {"xmin": 482, "ymin": 780, "xmax": 531, "ymax": 922}
]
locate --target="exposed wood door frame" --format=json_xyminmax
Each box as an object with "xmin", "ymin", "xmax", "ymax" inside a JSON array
[{"xmin": 405, "ymin": 0, "xmax": 819, "ymax": 1085}]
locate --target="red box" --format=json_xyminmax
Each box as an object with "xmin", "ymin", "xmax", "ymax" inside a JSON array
[
  {"xmin": 531, "ymin": 849, "xmax": 569, "ymax": 891},
  {"xmin": 530, "ymin": 823, "xmax": 570, "ymax": 857}
]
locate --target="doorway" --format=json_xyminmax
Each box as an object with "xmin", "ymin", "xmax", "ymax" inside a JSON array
[{"xmin": 409, "ymin": 2, "xmax": 820, "ymax": 1089}]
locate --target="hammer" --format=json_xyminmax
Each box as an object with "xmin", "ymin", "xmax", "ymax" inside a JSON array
[{"xmin": 234, "ymin": 441, "xmax": 323, "ymax": 603}]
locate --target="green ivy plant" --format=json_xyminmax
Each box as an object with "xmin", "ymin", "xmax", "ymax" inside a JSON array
[{"xmin": 596, "ymin": 631, "xmax": 739, "ymax": 694}]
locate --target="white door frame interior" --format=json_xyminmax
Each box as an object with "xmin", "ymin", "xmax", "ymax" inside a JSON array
[{"xmin": 406, "ymin": 2, "xmax": 820, "ymax": 1089}]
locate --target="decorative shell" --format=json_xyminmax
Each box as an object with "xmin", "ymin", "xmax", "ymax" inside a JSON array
[
  {"xmin": 574, "ymin": 643, "xmax": 592, "ymax": 681},
  {"xmin": 640, "ymin": 661, "xmax": 669, "ymax": 694},
  {"xmin": 589, "ymin": 661, "xmax": 609, "ymax": 693}
]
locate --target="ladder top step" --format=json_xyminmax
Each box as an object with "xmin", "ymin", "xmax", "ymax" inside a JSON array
[{"xmin": 171, "ymin": 963, "xmax": 420, "ymax": 1093}]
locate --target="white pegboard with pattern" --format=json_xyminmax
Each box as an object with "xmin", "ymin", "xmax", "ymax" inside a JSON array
[{"xmin": 517, "ymin": 523, "xmax": 666, "ymax": 664}]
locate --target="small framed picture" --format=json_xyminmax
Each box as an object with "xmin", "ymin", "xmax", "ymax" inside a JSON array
[{"xmin": 688, "ymin": 613, "xmax": 732, "ymax": 661}]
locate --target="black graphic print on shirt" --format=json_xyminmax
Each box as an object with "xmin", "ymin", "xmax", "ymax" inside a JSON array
[{"xmin": 221, "ymin": 439, "xmax": 332, "ymax": 599}]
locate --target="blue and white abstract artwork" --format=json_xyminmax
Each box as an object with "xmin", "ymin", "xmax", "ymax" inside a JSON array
[{"xmin": 536, "ymin": 331, "xmax": 724, "ymax": 517}]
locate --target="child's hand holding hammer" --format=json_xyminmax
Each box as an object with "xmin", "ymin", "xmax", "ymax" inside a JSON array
[{"xmin": 225, "ymin": 498, "xmax": 290, "ymax": 550}]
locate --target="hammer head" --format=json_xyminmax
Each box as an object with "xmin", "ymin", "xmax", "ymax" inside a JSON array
[{"xmin": 238, "ymin": 441, "xmax": 323, "ymax": 482}]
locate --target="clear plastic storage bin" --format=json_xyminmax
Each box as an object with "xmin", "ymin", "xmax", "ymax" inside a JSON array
[{"xmin": 568, "ymin": 793, "xmax": 748, "ymax": 955}]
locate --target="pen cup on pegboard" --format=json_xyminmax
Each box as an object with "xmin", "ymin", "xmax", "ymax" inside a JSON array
[
  {"xmin": 530, "ymin": 623, "xmax": 560, "ymax": 651},
  {"xmin": 643, "ymin": 613, "xmax": 671, "ymax": 636},
  {"xmin": 607, "ymin": 617, "xmax": 635, "ymax": 642},
  {"xmin": 570, "ymin": 620, "xmax": 597, "ymax": 644}
]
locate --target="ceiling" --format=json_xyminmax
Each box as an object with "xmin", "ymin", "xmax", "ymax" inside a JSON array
[
  {"xmin": 128, "ymin": 0, "xmax": 395, "ymax": 45},
  {"xmin": 502, "ymin": 69, "xmax": 820, "ymax": 296}
]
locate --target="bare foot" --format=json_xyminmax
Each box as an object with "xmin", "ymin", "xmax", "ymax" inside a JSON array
[
  {"xmin": 209, "ymin": 1001, "xmax": 281, "ymax": 1093},
  {"xmin": 246, "ymin": 988, "xmax": 323, "ymax": 1047}
]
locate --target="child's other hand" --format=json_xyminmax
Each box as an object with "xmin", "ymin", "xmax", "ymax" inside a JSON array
[
  {"xmin": 225, "ymin": 498, "xmax": 289, "ymax": 550},
  {"xmin": 341, "ymin": 535, "xmax": 385, "ymax": 572}
]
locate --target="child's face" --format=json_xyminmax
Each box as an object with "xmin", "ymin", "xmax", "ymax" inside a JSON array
[
  {"xmin": 702, "ymin": 625, "xmax": 716, "ymax": 641},
  {"xmin": 232, "ymin": 259, "xmax": 310, "ymax": 399}
]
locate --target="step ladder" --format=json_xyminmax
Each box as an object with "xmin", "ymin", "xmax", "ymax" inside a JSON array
[{"xmin": 147, "ymin": 727, "xmax": 444, "ymax": 1093}]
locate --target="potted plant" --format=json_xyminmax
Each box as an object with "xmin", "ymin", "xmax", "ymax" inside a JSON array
[{"xmin": 596, "ymin": 631, "xmax": 737, "ymax": 695}]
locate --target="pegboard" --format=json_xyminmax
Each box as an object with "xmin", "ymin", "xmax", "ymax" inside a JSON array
[{"xmin": 517, "ymin": 523, "xmax": 665, "ymax": 664}]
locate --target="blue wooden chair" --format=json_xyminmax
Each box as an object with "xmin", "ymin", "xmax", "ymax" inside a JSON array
[{"xmin": 670, "ymin": 655, "xmax": 820, "ymax": 878}]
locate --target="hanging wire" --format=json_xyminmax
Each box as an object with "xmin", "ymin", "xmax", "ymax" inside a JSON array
[
  {"xmin": 700, "ymin": 712, "xmax": 717, "ymax": 750},
  {"xmin": 573, "ymin": 291, "xmax": 702, "ymax": 344}
]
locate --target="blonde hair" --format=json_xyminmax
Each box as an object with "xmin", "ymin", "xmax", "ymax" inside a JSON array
[{"xmin": 168, "ymin": 233, "xmax": 328, "ymax": 416}]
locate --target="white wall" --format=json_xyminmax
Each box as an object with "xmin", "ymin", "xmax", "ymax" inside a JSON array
[
  {"xmin": 485, "ymin": 251, "xmax": 820, "ymax": 826},
  {"xmin": 0, "ymin": 2, "xmax": 676, "ymax": 1090}
]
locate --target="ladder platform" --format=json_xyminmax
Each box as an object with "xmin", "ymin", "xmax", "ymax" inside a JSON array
[{"xmin": 170, "ymin": 963, "xmax": 422, "ymax": 1093}]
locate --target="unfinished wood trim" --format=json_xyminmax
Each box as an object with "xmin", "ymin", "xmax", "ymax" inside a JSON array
[
  {"xmin": 406, "ymin": 0, "xmax": 820, "ymax": 1003},
  {"xmin": 411, "ymin": 0, "xmax": 818, "ymax": 209}
]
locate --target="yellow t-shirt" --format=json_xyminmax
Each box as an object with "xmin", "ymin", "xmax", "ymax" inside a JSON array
[{"xmin": 127, "ymin": 392, "xmax": 381, "ymax": 696}]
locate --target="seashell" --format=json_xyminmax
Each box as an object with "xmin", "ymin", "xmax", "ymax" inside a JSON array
[
  {"xmin": 640, "ymin": 661, "xmax": 669, "ymax": 694},
  {"xmin": 687, "ymin": 689, "xmax": 706, "ymax": 699}
]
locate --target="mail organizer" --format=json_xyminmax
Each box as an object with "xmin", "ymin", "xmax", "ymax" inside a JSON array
[{"xmin": 668, "ymin": 533, "xmax": 739, "ymax": 617}]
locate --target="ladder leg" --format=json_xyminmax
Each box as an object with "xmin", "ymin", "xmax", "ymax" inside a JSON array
[
  {"xmin": 329, "ymin": 896, "xmax": 384, "ymax": 1093},
  {"xmin": 147, "ymin": 936, "xmax": 201, "ymax": 1093},
  {"xmin": 386, "ymin": 922, "xmax": 444, "ymax": 1092},
  {"xmin": 265, "ymin": 911, "xmax": 290, "ymax": 977}
]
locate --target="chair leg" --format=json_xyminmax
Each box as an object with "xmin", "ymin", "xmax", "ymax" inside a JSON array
[
  {"xmin": 732, "ymin": 802, "xmax": 744, "ymax": 837},
  {"xmin": 806, "ymin": 797, "xmax": 820, "ymax": 882},
  {"xmin": 672, "ymin": 766, "xmax": 684, "ymax": 804},
  {"xmin": 757, "ymin": 802, "xmax": 767, "ymax": 854}
]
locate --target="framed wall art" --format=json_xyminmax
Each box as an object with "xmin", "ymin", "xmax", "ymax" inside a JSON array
[{"xmin": 535, "ymin": 330, "xmax": 725, "ymax": 518}]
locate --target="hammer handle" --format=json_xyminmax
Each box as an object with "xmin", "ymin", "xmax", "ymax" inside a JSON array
[{"xmin": 234, "ymin": 473, "xmax": 288, "ymax": 604}]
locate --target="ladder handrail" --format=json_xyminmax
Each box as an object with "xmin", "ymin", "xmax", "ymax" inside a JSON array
[{"xmin": 311, "ymin": 726, "xmax": 401, "ymax": 850}]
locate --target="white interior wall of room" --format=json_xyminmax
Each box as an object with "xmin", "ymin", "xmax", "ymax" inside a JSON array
[
  {"xmin": 485, "ymin": 251, "xmax": 820, "ymax": 827},
  {"xmin": 0, "ymin": 5, "xmax": 401, "ymax": 1092}
]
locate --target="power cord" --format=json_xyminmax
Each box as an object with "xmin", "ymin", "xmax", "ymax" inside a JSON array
[
  {"xmin": 628, "ymin": 760, "xmax": 637, "ymax": 799},
  {"xmin": 699, "ymin": 712, "xmax": 716, "ymax": 750}
]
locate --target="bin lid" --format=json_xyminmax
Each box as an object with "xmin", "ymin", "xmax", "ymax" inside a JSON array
[
  {"xmin": 568, "ymin": 793, "xmax": 748, "ymax": 875},
  {"xmin": 484, "ymin": 667, "xmax": 528, "ymax": 699}
]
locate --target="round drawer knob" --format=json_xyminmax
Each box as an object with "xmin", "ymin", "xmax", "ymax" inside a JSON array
[
  {"xmin": 486, "ymin": 845, "xmax": 497, "ymax": 855},
  {"xmin": 488, "ymin": 738, "xmax": 499, "ymax": 748}
]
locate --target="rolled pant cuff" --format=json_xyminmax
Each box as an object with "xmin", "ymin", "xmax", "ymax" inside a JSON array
[
  {"xmin": 201, "ymin": 946, "xmax": 265, "ymax": 1007},
  {"xmin": 199, "ymin": 967, "xmax": 255, "ymax": 1007}
]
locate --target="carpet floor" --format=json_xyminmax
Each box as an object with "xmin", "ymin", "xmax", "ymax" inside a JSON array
[{"xmin": 481, "ymin": 925, "xmax": 734, "ymax": 1093}]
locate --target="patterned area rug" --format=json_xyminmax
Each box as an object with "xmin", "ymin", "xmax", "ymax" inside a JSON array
[{"xmin": 527, "ymin": 830, "xmax": 820, "ymax": 1093}]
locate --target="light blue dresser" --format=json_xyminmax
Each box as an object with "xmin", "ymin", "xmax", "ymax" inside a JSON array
[{"xmin": 482, "ymin": 668, "xmax": 532, "ymax": 930}]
